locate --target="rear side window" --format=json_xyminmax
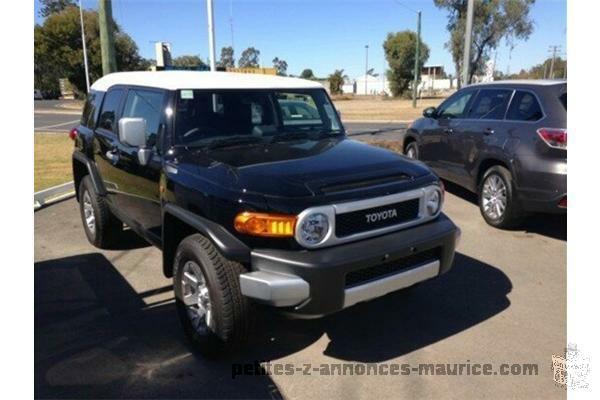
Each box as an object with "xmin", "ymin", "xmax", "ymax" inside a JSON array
[
  {"xmin": 559, "ymin": 92, "xmax": 567, "ymax": 111},
  {"xmin": 98, "ymin": 88, "xmax": 124, "ymax": 132},
  {"xmin": 467, "ymin": 89, "xmax": 512, "ymax": 120},
  {"xmin": 506, "ymin": 91, "xmax": 543, "ymax": 121},
  {"xmin": 122, "ymin": 89, "xmax": 165, "ymax": 141},
  {"xmin": 81, "ymin": 91, "xmax": 101, "ymax": 128}
]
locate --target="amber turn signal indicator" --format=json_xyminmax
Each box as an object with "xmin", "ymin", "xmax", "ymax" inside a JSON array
[{"xmin": 234, "ymin": 212, "xmax": 297, "ymax": 237}]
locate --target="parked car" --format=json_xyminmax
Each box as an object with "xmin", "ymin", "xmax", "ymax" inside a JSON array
[
  {"xmin": 404, "ymin": 80, "xmax": 567, "ymax": 228},
  {"xmin": 71, "ymin": 71, "xmax": 460, "ymax": 355},
  {"xmin": 34, "ymin": 89, "xmax": 43, "ymax": 100}
]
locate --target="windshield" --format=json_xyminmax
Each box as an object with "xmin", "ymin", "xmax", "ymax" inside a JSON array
[{"xmin": 174, "ymin": 89, "xmax": 343, "ymax": 147}]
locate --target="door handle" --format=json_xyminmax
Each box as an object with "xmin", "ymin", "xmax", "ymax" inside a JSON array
[
  {"xmin": 484, "ymin": 128, "xmax": 495, "ymax": 135},
  {"xmin": 444, "ymin": 128, "xmax": 454, "ymax": 134},
  {"xmin": 106, "ymin": 149, "xmax": 119, "ymax": 164}
]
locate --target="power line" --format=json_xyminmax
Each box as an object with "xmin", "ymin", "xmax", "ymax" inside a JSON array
[{"xmin": 393, "ymin": 0, "xmax": 418, "ymax": 14}]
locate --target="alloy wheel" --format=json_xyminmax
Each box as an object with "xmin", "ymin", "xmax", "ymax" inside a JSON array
[
  {"xmin": 481, "ymin": 174, "xmax": 507, "ymax": 220},
  {"xmin": 82, "ymin": 190, "xmax": 96, "ymax": 236},
  {"xmin": 181, "ymin": 260, "xmax": 213, "ymax": 334}
]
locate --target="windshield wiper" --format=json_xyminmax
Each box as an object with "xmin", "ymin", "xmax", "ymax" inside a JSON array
[
  {"xmin": 270, "ymin": 131, "xmax": 311, "ymax": 143},
  {"xmin": 204, "ymin": 136, "xmax": 264, "ymax": 150}
]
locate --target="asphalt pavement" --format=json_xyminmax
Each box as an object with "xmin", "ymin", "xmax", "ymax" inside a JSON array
[{"xmin": 34, "ymin": 184, "xmax": 566, "ymax": 399}]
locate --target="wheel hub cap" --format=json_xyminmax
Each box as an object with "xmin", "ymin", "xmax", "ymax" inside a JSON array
[
  {"xmin": 181, "ymin": 261, "xmax": 213, "ymax": 333},
  {"xmin": 82, "ymin": 191, "xmax": 95, "ymax": 235},
  {"xmin": 482, "ymin": 175, "xmax": 507, "ymax": 220}
]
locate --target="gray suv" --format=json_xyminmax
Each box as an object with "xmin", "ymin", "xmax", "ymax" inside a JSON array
[{"xmin": 404, "ymin": 80, "xmax": 566, "ymax": 228}]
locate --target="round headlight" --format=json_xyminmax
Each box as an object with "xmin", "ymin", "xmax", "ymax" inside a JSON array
[
  {"xmin": 426, "ymin": 189, "xmax": 442, "ymax": 215},
  {"xmin": 298, "ymin": 213, "xmax": 329, "ymax": 246}
]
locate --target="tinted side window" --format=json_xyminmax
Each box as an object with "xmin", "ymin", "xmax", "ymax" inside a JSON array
[
  {"xmin": 81, "ymin": 91, "xmax": 100, "ymax": 128},
  {"xmin": 122, "ymin": 89, "xmax": 165, "ymax": 141},
  {"xmin": 467, "ymin": 89, "xmax": 512, "ymax": 120},
  {"xmin": 98, "ymin": 89, "xmax": 124, "ymax": 132},
  {"xmin": 559, "ymin": 92, "xmax": 567, "ymax": 111},
  {"xmin": 438, "ymin": 90, "xmax": 475, "ymax": 119},
  {"xmin": 506, "ymin": 91, "xmax": 543, "ymax": 121}
]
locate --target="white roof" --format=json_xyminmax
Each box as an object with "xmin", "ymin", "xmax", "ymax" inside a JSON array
[
  {"xmin": 91, "ymin": 71, "xmax": 324, "ymax": 92},
  {"xmin": 471, "ymin": 79, "xmax": 566, "ymax": 87}
]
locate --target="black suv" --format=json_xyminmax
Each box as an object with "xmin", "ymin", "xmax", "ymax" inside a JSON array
[
  {"xmin": 72, "ymin": 71, "xmax": 460, "ymax": 355},
  {"xmin": 404, "ymin": 80, "xmax": 567, "ymax": 228}
]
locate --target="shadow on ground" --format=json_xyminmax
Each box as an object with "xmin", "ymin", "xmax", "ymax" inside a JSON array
[
  {"xmin": 35, "ymin": 252, "xmax": 511, "ymax": 398},
  {"xmin": 442, "ymin": 180, "xmax": 566, "ymax": 242}
]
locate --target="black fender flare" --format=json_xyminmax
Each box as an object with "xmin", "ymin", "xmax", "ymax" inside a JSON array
[
  {"xmin": 72, "ymin": 150, "xmax": 107, "ymax": 196},
  {"xmin": 162, "ymin": 203, "xmax": 251, "ymax": 277}
]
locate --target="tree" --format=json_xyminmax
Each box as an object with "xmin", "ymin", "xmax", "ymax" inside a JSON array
[
  {"xmin": 238, "ymin": 47, "xmax": 260, "ymax": 68},
  {"xmin": 434, "ymin": 0, "xmax": 535, "ymax": 86},
  {"xmin": 38, "ymin": 0, "xmax": 75, "ymax": 17},
  {"xmin": 497, "ymin": 56, "xmax": 567, "ymax": 80},
  {"xmin": 328, "ymin": 69, "xmax": 347, "ymax": 95},
  {"xmin": 34, "ymin": 6, "xmax": 148, "ymax": 97},
  {"xmin": 173, "ymin": 55, "xmax": 207, "ymax": 68},
  {"xmin": 218, "ymin": 46, "xmax": 235, "ymax": 68},
  {"xmin": 383, "ymin": 30, "xmax": 430, "ymax": 97},
  {"xmin": 272, "ymin": 57, "xmax": 288, "ymax": 76},
  {"xmin": 300, "ymin": 68, "xmax": 316, "ymax": 80}
]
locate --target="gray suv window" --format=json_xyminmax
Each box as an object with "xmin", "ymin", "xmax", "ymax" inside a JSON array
[
  {"xmin": 467, "ymin": 89, "xmax": 512, "ymax": 120},
  {"xmin": 506, "ymin": 91, "xmax": 543, "ymax": 121},
  {"xmin": 437, "ymin": 90, "xmax": 475, "ymax": 119}
]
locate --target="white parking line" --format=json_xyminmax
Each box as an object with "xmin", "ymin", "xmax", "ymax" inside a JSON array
[{"xmin": 35, "ymin": 119, "xmax": 79, "ymax": 130}]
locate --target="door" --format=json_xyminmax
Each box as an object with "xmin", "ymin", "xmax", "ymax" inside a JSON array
[
  {"xmin": 111, "ymin": 87, "xmax": 167, "ymax": 238},
  {"xmin": 458, "ymin": 88, "xmax": 513, "ymax": 188},
  {"xmin": 419, "ymin": 89, "xmax": 477, "ymax": 181},
  {"xmin": 93, "ymin": 87, "xmax": 125, "ymax": 207}
]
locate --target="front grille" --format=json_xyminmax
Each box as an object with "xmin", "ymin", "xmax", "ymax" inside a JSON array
[
  {"xmin": 335, "ymin": 198, "xmax": 420, "ymax": 237},
  {"xmin": 345, "ymin": 248, "xmax": 439, "ymax": 288}
]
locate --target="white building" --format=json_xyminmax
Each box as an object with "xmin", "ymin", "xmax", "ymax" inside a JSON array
[
  {"xmin": 420, "ymin": 65, "xmax": 455, "ymax": 93},
  {"xmin": 349, "ymin": 74, "xmax": 392, "ymax": 96}
]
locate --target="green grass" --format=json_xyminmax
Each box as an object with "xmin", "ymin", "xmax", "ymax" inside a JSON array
[{"xmin": 34, "ymin": 133, "xmax": 73, "ymax": 191}]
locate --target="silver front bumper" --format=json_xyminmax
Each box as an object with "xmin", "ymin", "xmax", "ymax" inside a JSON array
[
  {"xmin": 343, "ymin": 260, "xmax": 440, "ymax": 307},
  {"xmin": 239, "ymin": 259, "xmax": 440, "ymax": 309},
  {"xmin": 239, "ymin": 271, "xmax": 310, "ymax": 307}
]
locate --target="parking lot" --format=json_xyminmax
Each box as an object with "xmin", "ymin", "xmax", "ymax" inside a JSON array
[{"xmin": 35, "ymin": 178, "xmax": 566, "ymax": 399}]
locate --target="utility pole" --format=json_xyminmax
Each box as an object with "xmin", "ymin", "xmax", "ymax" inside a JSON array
[
  {"xmin": 229, "ymin": 0, "xmax": 235, "ymax": 51},
  {"xmin": 98, "ymin": 0, "xmax": 117, "ymax": 75},
  {"xmin": 206, "ymin": 0, "xmax": 217, "ymax": 71},
  {"xmin": 462, "ymin": 0, "xmax": 475, "ymax": 87},
  {"xmin": 548, "ymin": 45, "xmax": 561, "ymax": 79},
  {"xmin": 78, "ymin": 0, "xmax": 90, "ymax": 92},
  {"xmin": 365, "ymin": 45, "xmax": 369, "ymax": 95},
  {"xmin": 412, "ymin": 10, "xmax": 421, "ymax": 107}
]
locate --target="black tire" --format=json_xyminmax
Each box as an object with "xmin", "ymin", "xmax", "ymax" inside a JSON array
[
  {"xmin": 173, "ymin": 234, "xmax": 252, "ymax": 357},
  {"xmin": 78, "ymin": 175, "xmax": 122, "ymax": 248},
  {"xmin": 404, "ymin": 141, "xmax": 419, "ymax": 159},
  {"xmin": 478, "ymin": 166, "xmax": 522, "ymax": 229}
]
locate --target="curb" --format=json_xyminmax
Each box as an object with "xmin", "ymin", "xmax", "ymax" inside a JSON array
[
  {"xmin": 34, "ymin": 109, "xmax": 82, "ymax": 116},
  {"xmin": 34, "ymin": 181, "xmax": 75, "ymax": 210}
]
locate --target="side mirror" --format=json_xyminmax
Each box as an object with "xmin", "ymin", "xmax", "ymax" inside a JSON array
[
  {"xmin": 423, "ymin": 107, "xmax": 437, "ymax": 119},
  {"xmin": 118, "ymin": 118, "xmax": 147, "ymax": 147},
  {"xmin": 118, "ymin": 117, "xmax": 152, "ymax": 166}
]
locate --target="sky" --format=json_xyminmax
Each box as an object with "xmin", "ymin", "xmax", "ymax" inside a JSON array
[{"xmin": 34, "ymin": 0, "xmax": 567, "ymax": 79}]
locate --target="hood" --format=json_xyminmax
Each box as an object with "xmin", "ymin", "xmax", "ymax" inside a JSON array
[{"xmin": 179, "ymin": 138, "xmax": 434, "ymax": 199}]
